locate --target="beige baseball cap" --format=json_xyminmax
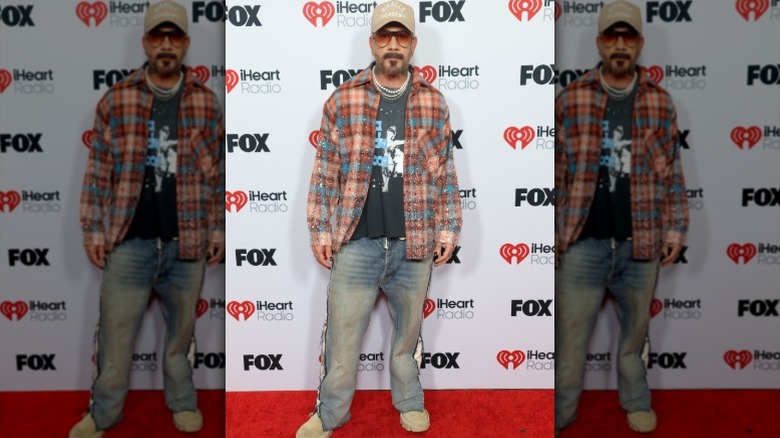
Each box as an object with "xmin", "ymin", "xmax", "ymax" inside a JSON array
[
  {"xmin": 144, "ymin": 0, "xmax": 188, "ymax": 34},
  {"xmin": 371, "ymin": 0, "xmax": 415, "ymax": 34},
  {"xmin": 598, "ymin": 0, "xmax": 642, "ymax": 34}
]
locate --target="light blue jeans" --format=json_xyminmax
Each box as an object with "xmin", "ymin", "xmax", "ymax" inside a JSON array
[
  {"xmin": 554, "ymin": 238, "xmax": 659, "ymax": 430},
  {"xmin": 315, "ymin": 237, "xmax": 434, "ymax": 431},
  {"xmin": 89, "ymin": 238, "xmax": 204, "ymax": 430}
]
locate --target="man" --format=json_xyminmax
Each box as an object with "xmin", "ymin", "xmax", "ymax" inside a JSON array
[
  {"xmin": 297, "ymin": 1, "xmax": 462, "ymax": 436},
  {"xmin": 70, "ymin": 1, "xmax": 224, "ymax": 436},
  {"xmin": 554, "ymin": 0, "xmax": 688, "ymax": 434}
]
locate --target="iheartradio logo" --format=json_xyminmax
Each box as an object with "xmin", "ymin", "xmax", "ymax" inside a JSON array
[
  {"xmin": 641, "ymin": 65, "xmax": 664, "ymax": 85},
  {"xmin": 730, "ymin": 126, "xmax": 762, "ymax": 150},
  {"xmin": 225, "ymin": 69, "xmax": 239, "ymax": 93},
  {"xmin": 82, "ymin": 130, "xmax": 97, "ymax": 149},
  {"xmin": 503, "ymin": 126, "xmax": 535, "ymax": 150},
  {"xmin": 188, "ymin": 66, "xmax": 211, "ymax": 85},
  {"xmin": 76, "ymin": 1, "xmax": 108, "ymax": 27},
  {"xmin": 726, "ymin": 243, "xmax": 757, "ymax": 264},
  {"xmin": 303, "ymin": 1, "xmax": 335, "ymax": 27},
  {"xmin": 227, "ymin": 300, "xmax": 255, "ymax": 321},
  {"xmin": 724, "ymin": 350, "xmax": 752, "ymax": 369},
  {"xmin": 497, "ymin": 350, "xmax": 525, "ymax": 369},
  {"xmin": 735, "ymin": 0, "xmax": 769, "ymax": 21},
  {"xmin": 650, "ymin": 298, "xmax": 663, "ymax": 318},
  {"xmin": 508, "ymin": 0, "xmax": 543, "ymax": 21},
  {"xmin": 196, "ymin": 299, "xmax": 209, "ymax": 318},
  {"xmin": 1, "ymin": 300, "xmax": 29, "ymax": 321},
  {"xmin": 0, "ymin": 191, "xmax": 22, "ymax": 213},
  {"xmin": 414, "ymin": 65, "xmax": 437, "ymax": 84},
  {"xmin": 500, "ymin": 243, "xmax": 530, "ymax": 265},
  {"xmin": 554, "ymin": 1, "xmax": 562, "ymax": 21},
  {"xmin": 423, "ymin": 298, "xmax": 435, "ymax": 318},
  {"xmin": 309, "ymin": 130, "xmax": 321, "ymax": 149},
  {"xmin": 226, "ymin": 191, "xmax": 248, "ymax": 213},
  {"xmin": 0, "ymin": 69, "xmax": 12, "ymax": 93}
]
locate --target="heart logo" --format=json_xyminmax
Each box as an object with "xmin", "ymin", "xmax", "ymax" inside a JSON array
[
  {"xmin": 75, "ymin": 1, "xmax": 108, "ymax": 27},
  {"xmin": 1, "ymin": 300, "xmax": 29, "ymax": 321},
  {"xmin": 226, "ymin": 300, "xmax": 255, "ymax": 321},
  {"xmin": 225, "ymin": 191, "xmax": 249, "ymax": 213},
  {"xmin": 302, "ymin": 1, "xmax": 335, "ymax": 27},
  {"xmin": 0, "ymin": 69, "xmax": 12, "ymax": 93},
  {"xmin": 499, "ymin": 243, "xmax": 530, "ymax": 265},
  {"xmin": 641, "ymin": 65, "xmax": 664, "ymax": 85},
  {"xmin": 414, "ymin": 65, "xmax": 437, "ymax": 84},
  {"xmin": 726, "ymin": 243, "xmax": 757, "ymax": 265},
  {"xmin": 225, "ymin": 69, "xmax": 239, "ymax": 93},
  {"xmin": 503, "ymin": 126, "xmax": 535, "ymax": 150},
  {"xmin": 723, "ymin": 350, "xmax": 752, "ymax": 369},
  {"xmin": 730, "ymin": 126, "xmax": 762, "ymax": 150},
  {"xmin": 497, "ymin": 350, "xmax": 526, "ymax": 369},
  {"xmin": 508, "ymin": 0, "xmax": 542, "ymax": 21},
  {"xmin": 189, "ymin": 65, "xmax": 210, "ymax": 84},
  {"xmin": 196, "ymin": 299, "xmax": 209, "ymax": 318},
  {"xmin": 0, "ymin": 191, "xmax": 22, "ymax": 213},
  {"xmin": 650, "ymin": 298, "xmax": 663, "ymax": 318},
  {"xmin": 82, "ymin": 130, "xmax": 97, "ymax": 148},
  {"xmin": 423, "ymin": 298, "xmax": 435, "ymax": 318},
  {"xmin": 309, "ymin": 130, "xmax": 321, "ymax": 149}
]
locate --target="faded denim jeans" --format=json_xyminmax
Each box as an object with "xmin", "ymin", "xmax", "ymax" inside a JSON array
[
  {"xmin": 554, "ymin": 237, "xmax": 659, "ymax": 430},
  {"xmin": 89, "ymin": 238, "xmax": 204, "ymax": 430},
  {"xmin": 315, "ymin": 237, "xmax": 433, "ymax": 431}
]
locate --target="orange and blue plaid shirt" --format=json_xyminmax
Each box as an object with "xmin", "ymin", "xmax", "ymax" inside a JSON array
[
  {"xmin": 555, "ymin": 66, "xmax": 689, "ymax": 260},
  {"xmin": 80, "ymin": 66, "xmax": 225, "ymax": 260},
  {"xmin": 307, "ymin": 63, "xmax": 462, "ymax": 260}
]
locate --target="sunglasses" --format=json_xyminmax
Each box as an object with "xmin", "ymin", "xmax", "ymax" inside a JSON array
[
  {"xmin": 146, "ymin": 28, "xmax": 187, "ymax": 48},
  {"xmin": 600, "ymin": 29, "xmax": 640, "ymax": 48},
  {"xmin": 373, "ymin": 30, "xmax": 413, "ymax": 48}
]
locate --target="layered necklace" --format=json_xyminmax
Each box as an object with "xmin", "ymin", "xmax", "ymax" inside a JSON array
[
  {"xmin": 145, "ymin": 66, "xmax": 183, "ymax": 101},
  {"xmin": 372, "ymin": 66, "xmax": 410, "ymax": 102},
  {"xmin": 599, "ymin": 66, "xmax": 637, "ymax": 101}
]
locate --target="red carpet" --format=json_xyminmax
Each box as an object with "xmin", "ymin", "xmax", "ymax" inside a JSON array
[
  {"xmin": 226, "ymin": 389, "xmax": 553, "ymax": 437},
  {"xmin": 0, "ymin": 389, "xmax": 225, "ymax": 437},
  {"xmin": 559, "ymin": 390, "xmax": 780, "ymax": 437},
  {"xmin": 2, "ymin": 389, "xmax": 777, "ymax": 436}
]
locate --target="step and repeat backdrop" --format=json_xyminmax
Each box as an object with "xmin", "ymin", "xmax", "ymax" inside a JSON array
[
  {"xmin": 0, "ymin": 1, "xmax": 226, "ymax": 390},
  {"xmin": 224, "ymin": 0, "xmax": 555, "ymax": 391},
  {"xmin": 555, "ymin": 0, "xmax": 780, "ymax": 389}
]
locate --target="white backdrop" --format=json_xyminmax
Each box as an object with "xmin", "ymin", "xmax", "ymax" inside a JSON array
[
  {"xmin": 555, "ymin": 0, "xmax": 780, "ymax": 389},
  {"xmin": 0, "ymin": 0, "xmax": 226, "ymax": 391},
  {"xmin": 224, "ymin": 0, "xmax": 556, "ymax": 391}
]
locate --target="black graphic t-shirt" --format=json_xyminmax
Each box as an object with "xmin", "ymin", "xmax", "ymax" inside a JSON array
[
  {"xmin": 579, "ymin": 88, "xmax": 636, "ymax": 241},
  {"xmin": 125, "ymin": 89, "xmax": 182, "ymax": 240},
  {"xmin": 351, "ymin": 89, "xmax": 409, "ymax": 240}
]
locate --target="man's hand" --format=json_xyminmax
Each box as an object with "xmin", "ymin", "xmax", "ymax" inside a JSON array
[
  {"xmin": 660, "ymin": 242, "xmax": 682, "ymax": 266},
  {"xmin": 434, "ymin": 243, "xmax": 454, "ymax": 267},
  {"xmin": 207, "ymin": 242, "xmax": 225, "ymax": 266},
  {"xmin": 312, "ymin": 244, "xmax": 333, "ymax": 269},
  {"xmin": 85, "ymin": 244, "xmax": 106, "ymax": 269}
]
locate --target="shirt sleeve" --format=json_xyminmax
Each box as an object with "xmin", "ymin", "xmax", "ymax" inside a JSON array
[
  {"xmin": 80, "ymin": 96, "xmax": 114, "ymax": 247},
  {"xmin": 306, "ymin": 99, "xmax": 342, "ymax": 247},
  {"xmin": 434, "ymin": 105, "xmax": 462, "ymax": 246},
  {"xmin": 661, "ymin": 105, "xmax": 689, "ymax": 245}
]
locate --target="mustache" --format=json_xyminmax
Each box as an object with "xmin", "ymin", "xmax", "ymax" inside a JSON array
[
  {"xmin": 383, "ymin": 53, "xmax": 404, "ymax": 60},
  {"xmin": 157, "ymin": 53, "xmax": 177, "ymax": 60},
  {"xmin": 611, "ymin": 53, "xmax": 631, "ymax": 60}
]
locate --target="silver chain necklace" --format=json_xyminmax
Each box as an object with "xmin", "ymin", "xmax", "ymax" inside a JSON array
[
  {"xmin": 599, "ymin": 66, "xmax": 637, "ymax": 101},
  {"xmin": 145, "ymin": 66, "xmax": 183, "ymax": 101},
  {"xmin": 372, "ymin": 66, "xmax": 410, "ymax": 102}
]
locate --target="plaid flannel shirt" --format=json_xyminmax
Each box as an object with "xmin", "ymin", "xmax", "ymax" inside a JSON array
[
  {"xmin": 555, "ymin": 65, "xmax": 689, "ymax": 260},
  {"xmin": 307, "ymin": 63, "xmax": 462, "ymax": 260},
  {"xmin": 80, "ymin": 65, "xmax": 225, "ymax": 260}
]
